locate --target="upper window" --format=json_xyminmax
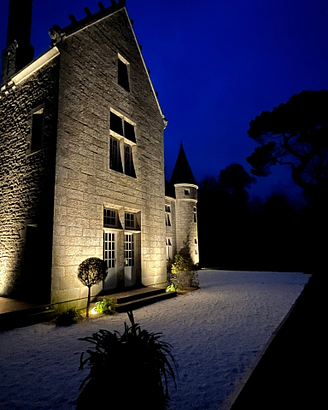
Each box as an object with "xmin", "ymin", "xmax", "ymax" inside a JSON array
[
  {"xmin": 194, "ymin": 206, "xmax": 197, "ymax": 223},
  {"xmin": 184, "ymin": 189, "xmax": 190, "ymax": 196},
  {"xmin": 104, "ymin": 208, "xmax": 117, "ymax": 227},
  {"xmin": 30, "ymin": 108, "xmax": 44, "ymax": 151},
  {"xmin": 118, "ymin": 55, "xmax": 130, "ymax": 92},
  {"xmin": 110, "ymin": 111, "xmax": 136, "ymax": 143},
  {"xmin": 125, "ymin": 213, "xmax": 135, "ymax": 229}
]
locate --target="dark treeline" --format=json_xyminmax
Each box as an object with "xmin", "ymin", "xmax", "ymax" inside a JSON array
[{"xmin": 198, "ymin": 164, "xmax": 316, "ymax": 272}]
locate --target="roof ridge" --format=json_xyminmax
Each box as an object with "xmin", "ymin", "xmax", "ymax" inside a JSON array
[{"xmin": 49, "ymin": 0, "xmax": 126, "ymax": 45}]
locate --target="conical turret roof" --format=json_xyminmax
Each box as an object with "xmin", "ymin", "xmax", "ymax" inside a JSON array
[{"xmin": 170, "ymin": 143, "xmax": 196, "ymax": 185}]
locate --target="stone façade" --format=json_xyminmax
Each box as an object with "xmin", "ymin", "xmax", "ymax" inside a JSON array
[{"xmin": 0, "ymin": 0, "xmax": 198, "ymax": 306}]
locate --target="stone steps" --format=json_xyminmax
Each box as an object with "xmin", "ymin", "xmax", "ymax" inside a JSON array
[{"xmin": 95, "ymin": 287, "xmax": 177, "ymax": 312}]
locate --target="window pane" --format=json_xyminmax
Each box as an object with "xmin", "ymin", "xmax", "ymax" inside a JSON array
[
  {"xmin": 110, "ymin": 112, "xmax": 123, "ymax": 135},
  {"xmin": 124, "ymin": 121, "xmax": 136, "ymax": 143},
  {"xmin": 124, "ymin": 144, "xmax": 135, "ymax": 177},
  {"xmin": 110, "ymin": 137, "xmax": 122, "ymax": 172}
]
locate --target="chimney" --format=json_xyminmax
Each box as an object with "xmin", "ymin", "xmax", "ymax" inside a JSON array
[{"xmin": 1, "ymin": 0, "xmax": 34, "ymax": 84}]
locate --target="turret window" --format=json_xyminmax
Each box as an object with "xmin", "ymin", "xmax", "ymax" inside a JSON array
[
  {"xmin": 166, "ymin": 238, "xmax": 173, "ymax": 259},
  {"xmin": 165, "ymin": 205, "xmax": 171, "ymax": 226},
  {"xmin": 194, "ymin": 206, "xmax": 197, "ymax": 223},
  {"xmin": 184, "ymin": 189, "xmax": 190, "ymax": 196}
]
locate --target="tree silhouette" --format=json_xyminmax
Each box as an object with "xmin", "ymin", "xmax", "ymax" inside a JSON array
[
  {"xmin": 247, "ymin": 90, "xmax": 328, "ymax": 207},
  {"xmin": 198, "ymin": 164, "xmax": 255, "ymax": 268},
  {"xmin": 77, "ymin": 257, "xmax": 107, "ymax": 317}
]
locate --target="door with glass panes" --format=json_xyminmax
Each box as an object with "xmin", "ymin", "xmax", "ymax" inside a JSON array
[
  {"xmin": 124, "ymin": 233, "xmax": 136, "ymax": 287},
  {"xmin": 103, "ymin": 231, "xmax": 117, "ymax": 289}
]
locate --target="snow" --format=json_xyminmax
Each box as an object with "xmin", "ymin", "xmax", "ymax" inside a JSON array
[{"xmin": 0, "ymin": 270, "xmax": 309, "ymax": 410}]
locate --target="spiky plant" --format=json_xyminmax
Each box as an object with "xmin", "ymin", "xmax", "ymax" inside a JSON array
[{"xmin": 76, "ymin": 311, "xmax": 177, "ymax": 410}]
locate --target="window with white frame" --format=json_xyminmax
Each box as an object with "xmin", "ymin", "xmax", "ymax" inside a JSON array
[
  {"xmin": 166, "ymin": 237, "xmax": 173, "ymax": 259},
  {"xmin": 165, "ymin": 205, "xmax": 171, "ymax": 227},
  {"xmin": 124, "ymin": 233, "xmax": 134, "ymax": 266},
  {"xmin": 104, "ymin": 231, "xmax": 116, "ymax": 269}
]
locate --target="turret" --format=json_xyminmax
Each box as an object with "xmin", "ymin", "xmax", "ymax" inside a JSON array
[
  {"xmin": 170, "ymin": 143, "xmax": 199, "ymax": 264},
  {"xmin": 1, "ymin": 0, "xmax": 34, "ymax": 84}
]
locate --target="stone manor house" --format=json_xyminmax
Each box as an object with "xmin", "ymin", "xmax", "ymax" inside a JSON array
[{"xmin": 0, "ymin": 0, "xmax": 199, "ymax": 306}]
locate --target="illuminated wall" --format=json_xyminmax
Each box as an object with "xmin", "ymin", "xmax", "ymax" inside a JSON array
[
  {"xmin": 50, "ymin": 7, "xmax": 167, "ymax": 304},
  {"xmin": 0, "ymin": 58, "xmax": 59, "ymax": 303}
]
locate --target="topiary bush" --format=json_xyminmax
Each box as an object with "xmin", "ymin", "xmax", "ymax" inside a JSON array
[
  {"xmin": 93, "ymin": 298, "xmax": 116, "ymax": 315},
  {"xmin": 76, "ymin": 311, "xmax": 177, "ymax": 410},
  {"xmin": 55, "ymin": 308, "xmax": 82, "ymax": 327},
  {"xmin": 77, "ymin": 257, "xmax": 107, "ymax": 317},
  {"xmin": 170, "ymin": 251, "xmax": 199, "ymax": 291}
]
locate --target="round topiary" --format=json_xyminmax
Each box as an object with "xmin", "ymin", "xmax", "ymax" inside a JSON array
[{"xmin": 77, "ymin": 257, "xmax": 107, "ymax": 317}]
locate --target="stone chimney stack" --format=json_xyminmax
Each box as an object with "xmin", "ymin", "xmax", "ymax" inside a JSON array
[{"xmin": 1, "ymin": 0, "xmax": 34, "ymax": 84}]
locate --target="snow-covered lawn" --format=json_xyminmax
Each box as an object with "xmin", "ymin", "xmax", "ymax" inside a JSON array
[{"xmin": 0, "ymin": 270, "xmax": 309, "ymax": 410}]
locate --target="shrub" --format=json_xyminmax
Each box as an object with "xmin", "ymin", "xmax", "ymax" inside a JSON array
[
  {"xmin": 55, "ymin": 308, "xmax": 82, "ymax": 327},
  {"xmin": 76, "ymin": 311, "xmax": 177, "ymax": 410},
  {"xmin": 93, "ymin": 298, "xmax": 116, "ymax": 315},
  {"xmin": 77, "ymin": 257, "xmax": 107, "ymax": 317},
  {"xmin": 170, "ymin": 251, "xmax": 199, "ymax": 290}
]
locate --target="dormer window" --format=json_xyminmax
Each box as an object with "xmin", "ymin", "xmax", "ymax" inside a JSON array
[{"xmin": 118, "ymin": 54, "xmax": 130, "ymax": 92}]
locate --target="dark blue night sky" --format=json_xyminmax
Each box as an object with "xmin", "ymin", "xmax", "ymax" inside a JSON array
[{"xmin": 1, "ymin": 0, "xmax": 328, "ymax": 201}]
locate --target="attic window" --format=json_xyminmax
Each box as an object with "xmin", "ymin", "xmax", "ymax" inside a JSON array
[{"xmin": 118, "ymin": 55, "xmax": 130, "ymax": 92}]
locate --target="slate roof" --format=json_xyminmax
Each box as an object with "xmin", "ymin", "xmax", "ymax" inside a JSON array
[{"xmin": 170, "ymin": 143, "xmax": 196, "ymax": 185}]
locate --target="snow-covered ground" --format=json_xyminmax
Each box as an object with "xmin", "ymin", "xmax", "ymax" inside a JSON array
[{"xmin": 0, "ymin": 270, "xmax": 309, "ymax": 410}]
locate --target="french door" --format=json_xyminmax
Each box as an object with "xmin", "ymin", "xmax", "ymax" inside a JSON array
[
  {"xmin": 124, "ymin": 233, "xmax": 136, "ymax": 287},
  {"xmin": 103, "ymin": 231, "xmax": 117, "ymax": 289}
]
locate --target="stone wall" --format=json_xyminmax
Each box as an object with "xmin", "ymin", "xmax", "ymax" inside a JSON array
[
  {"xmin": 51, "ymin": 8, "xmax": 167, "ymax": 303},
  {"xmin": 0, "ymin": 58, "xmax": 60, "ymax": 302}
]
